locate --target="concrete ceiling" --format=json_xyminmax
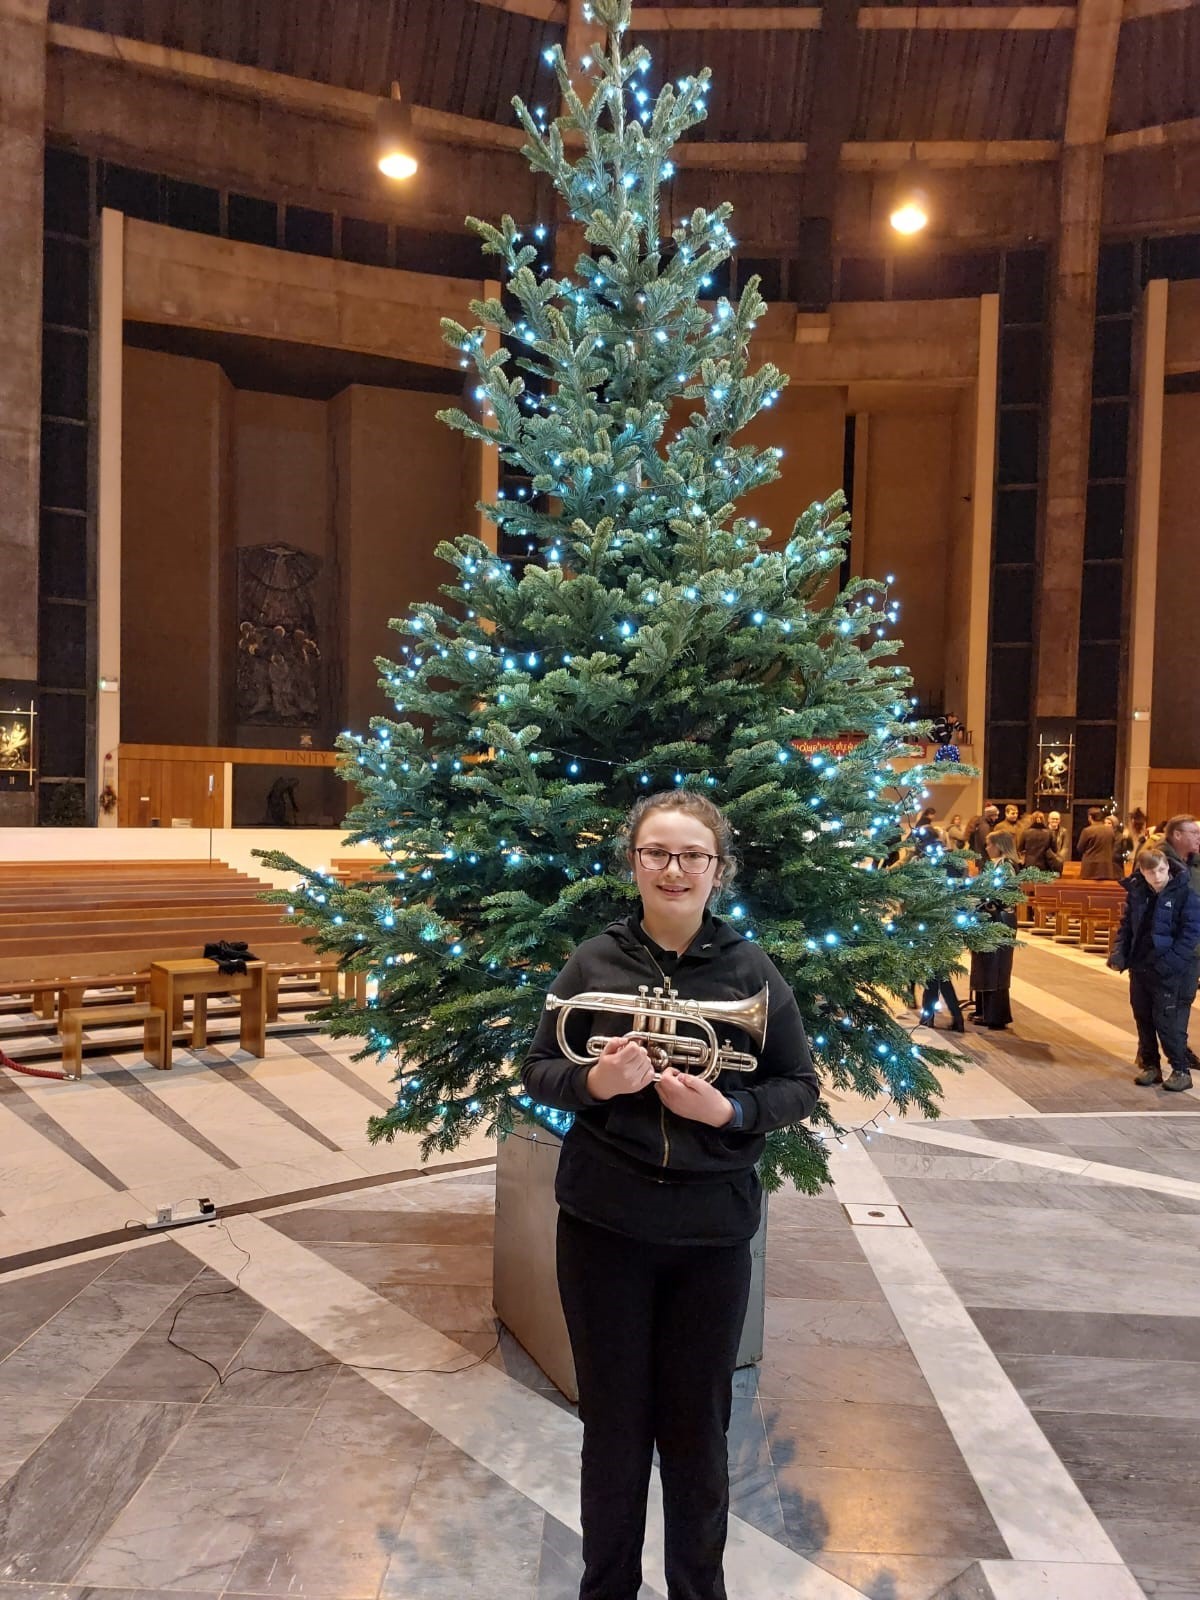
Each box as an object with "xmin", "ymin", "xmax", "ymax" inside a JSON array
[{"xmin": 47, "ymin": 0, "xmax": 1200, "ymax": 146}]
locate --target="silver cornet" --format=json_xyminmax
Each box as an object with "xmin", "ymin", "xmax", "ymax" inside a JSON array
[{"xmin": 544, "ymin": 978, "xmax": 769, "ymax": 1084}]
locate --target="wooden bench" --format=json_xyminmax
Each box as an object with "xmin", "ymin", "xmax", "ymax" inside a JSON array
[
  {"xmin": 265, "ymin": 960, "xmax": 341, "ymax": 1021},
  {"xmin": 61, "ymin": 1002, "xmax": 166, "ymax": 1079},
  {"xmin": 329, "ymin": 855, "xmax": 390, "ymax": 884},
  {"xmin": 0, "ymin": 974, "xmax": 153, "ymax": 1023},
  {"xmin": 0, "ymin": 859, "xmax": 349, "ymax": 1060},
  {"xmin": 1080, "ymin": 891, "xmax": 1123, "ymax": 954},
  {"xmin": 148, "ymin": 959, "xmax": 266, "ymax": 1070}
]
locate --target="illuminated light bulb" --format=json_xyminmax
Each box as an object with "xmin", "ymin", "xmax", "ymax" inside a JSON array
[
  {"xmin": 889, "ymin": 162, "xmax": 930, "ymax": 236},
  {"xmin": 376, "ymin": 83, "xmax": 419, "ymax": 179}
]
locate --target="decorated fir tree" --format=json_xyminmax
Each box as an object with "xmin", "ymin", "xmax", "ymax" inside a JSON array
[{"xmin": 261, "ymin": 0, "xmax": 1015, "ymax": 1192}]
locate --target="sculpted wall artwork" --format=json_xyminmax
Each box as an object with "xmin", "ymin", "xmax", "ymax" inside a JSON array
[{"xmin": 236, "ymin": 543, "xmax": 322, "ymax": 726}]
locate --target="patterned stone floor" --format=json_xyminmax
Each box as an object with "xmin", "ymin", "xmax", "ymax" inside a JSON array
[{"xmin": 1, "ymin": 939, "xmax": 1198, "ymax": 1600}]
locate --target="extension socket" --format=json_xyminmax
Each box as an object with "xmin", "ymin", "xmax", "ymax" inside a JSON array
[{"xmin": 146, "ymin": 1198, "xmax": 218, "ymax": 1231}]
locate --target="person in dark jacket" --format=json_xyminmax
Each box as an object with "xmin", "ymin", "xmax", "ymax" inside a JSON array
[
  {"xmin": 1161, "ymin": 814, "xmax": 1200, "ymax": 896},
  {"xmin": 1077, "ymin": 806, "xmax": 1118, "ymax": 880},
  {"xmin": 1047, "ymin": 809, "xmax": 1069, "ymax": 862},
  {"xmin": 523, "ymin": 790, "xmax": 818, "ymax": 1600},
  {"xmin": 970, "ymin": 895, "xmax": 1017, "ymax": 1029},
  {"xmin": 1110, "ymin": 846, "xmax": 1200, "ymax": 1091},
  {"xmin": 1017, "ymin": 810, "xmax": 1061, "ymax": 874},
  {"xmin": 967, "ymin": 804, "xmax": 999, "ymax": 866}
]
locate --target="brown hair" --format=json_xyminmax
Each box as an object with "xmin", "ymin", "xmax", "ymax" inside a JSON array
[
  {"xmin": 1164, "ymin": 814, "xmax": 1198, "ymax": 843},
  {"xmin": 621, "ymin": 791, "xmax": 739, "ymax": 900},
  {"xmin": 1138, "ymin": 848, "xmax": 1166, "ymax": 871},
  {"xmin": 1030, "ymin": 810, "xmax": 1047, "ymax": 828}
]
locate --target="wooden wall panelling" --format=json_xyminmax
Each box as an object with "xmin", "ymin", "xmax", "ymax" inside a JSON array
[
  {"xmin": 1145, "ymin": 771, "xmax": 1200, "ymax": 823},
  {"xmin": 117, "ymin": 757, "xmax": 225, "ymax": 828}
]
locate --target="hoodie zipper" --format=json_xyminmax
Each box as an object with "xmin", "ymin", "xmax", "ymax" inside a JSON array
[{"xmin": 640, "ymin": 944, "xmax": 674, "ymax": 1169}]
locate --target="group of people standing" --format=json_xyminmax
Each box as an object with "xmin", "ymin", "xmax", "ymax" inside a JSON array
[
  {"xmin": 916, "ymin": 801, "xmax": 1200, "ymax": 1092},
  {"xmin": 956, "ymin": 802, "xmax": 1068, "ymax": 872}
]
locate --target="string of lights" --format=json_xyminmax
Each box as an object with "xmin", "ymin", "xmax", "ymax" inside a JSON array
[{"xmin": 259, "ymin": 0, "xmax": 1022, "ymax": 1195}]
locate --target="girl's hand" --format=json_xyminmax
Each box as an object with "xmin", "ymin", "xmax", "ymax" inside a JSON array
[
  {"xmin": 586, "ymin": 1034, "xmax": 657, "ymax": 1100},
  {"xmin": 655, "ymin": 1068, "xmax": 735, "ymax": 1128}
]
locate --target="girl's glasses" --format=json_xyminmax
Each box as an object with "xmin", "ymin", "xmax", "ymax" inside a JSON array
[{"xmin": 635, "ymin": 847, "xmax": 720, "ymax": 875}]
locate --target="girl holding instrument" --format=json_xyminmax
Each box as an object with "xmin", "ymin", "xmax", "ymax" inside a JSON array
[{"xmin": 523, "ymin": 790, "xmax": 819, "ymax": 1600}]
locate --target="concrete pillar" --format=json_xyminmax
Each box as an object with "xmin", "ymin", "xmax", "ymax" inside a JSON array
[
  {"xmin": 96, "ymin": 209, "xmax": 124, "ymax": 826},
  {"xmin": 0, "ymin": 0, "xmax": 48, "ymax": 687},
  {"xmin": 966, "ymin": 294, "xmax": 1001, "ymax": 812},
  {"xmin": 475, "ymin": 280, "xmax": 502, "ymax": 552},
  {"xmin": 848, "ymin": 414, "xmax": 869, "ymax": 581},
  {"xmin": 1124, "ymin": 278, "xmax": 1168, "ymax": 817},
  {"xmin": 0, "ymin": 1, "xmax": 47, "ymax": 825},
  {"xmin": 1032, "ymin": 0, "xmax": 1122, "ymax": 725},
  {"xmin": 1034, "ymin": 143, "xmax": 1105, "ymax": 720}
]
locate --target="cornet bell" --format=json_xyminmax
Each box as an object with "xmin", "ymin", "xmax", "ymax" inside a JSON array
[{"xmin": 543, "ymin": 979, "xmax": 769, "ymax": 1084}]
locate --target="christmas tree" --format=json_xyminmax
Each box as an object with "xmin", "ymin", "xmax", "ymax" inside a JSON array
[{"xmin": 260, "ymin": 0, "xmax": 1015, "ymax": 1193}]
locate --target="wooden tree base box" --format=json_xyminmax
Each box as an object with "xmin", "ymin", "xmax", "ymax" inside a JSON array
[{"xmin": 492, "ymin": 1128, "xmax": 768, "ymax": 1404}]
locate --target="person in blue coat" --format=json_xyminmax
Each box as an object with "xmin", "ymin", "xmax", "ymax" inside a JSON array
[{"xmin": 1109, "ymin": 847, "xmax": 1200, "ymax": 1092}]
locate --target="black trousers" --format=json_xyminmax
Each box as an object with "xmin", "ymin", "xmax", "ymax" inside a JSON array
[
  {"xmin": 1129, "ymin": 965, "xmax": 1198, "ymax": 1071},
  {"xmin": 556, "ymin": 1209, "xmax": 753, "ymax": 1600},
  {"xmin": 921, "ymin": 977, "xmax": 963, "ymax": 1029}
]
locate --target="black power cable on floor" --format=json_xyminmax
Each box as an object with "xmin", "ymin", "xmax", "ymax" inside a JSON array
[{"xmin": 155, "ymin": 1217, "xmax": 503, "ymax": 1390}]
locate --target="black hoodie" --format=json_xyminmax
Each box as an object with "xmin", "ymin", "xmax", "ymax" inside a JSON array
[{"xmin": 522, "ymin": 911, "xmax": 819, "ymax": 1244}]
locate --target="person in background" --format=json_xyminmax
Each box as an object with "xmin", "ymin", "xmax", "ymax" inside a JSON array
[
  {"xmin": 910, "ymin": 807, "xmax": 944, "ymax": 856},
  {"xmin": 1002, "ymin": 801, "xmax": 1024, "ymax": 832},
  {"xmin": 1161, "ymin": 815, "xmax": 1200, "ymax": 895},
  {"xmin": 919, "ymin": 973, "xmax": 965, "ymax": 1031},
  {"xmin": 970, "ymin": 894, "xmax": 1017, "ymax": 1030},
  {"xmin": 1159, "ymin": 814, "xmax": 1200, "ymax": 1076},
  {"xmin": 1077, "ymin": 806, "xmax": 1118, "ymax": 880},
  {"xmin": 967, "ymin": 804, "xmax": 1000, "ymax": 866},
  {"xmin": 1018, "ymin": 810, "xmax": 1061, "ymax": 874},
  {"xmin": 1124, "ymin": 808, "xmax": 1150, "ymax": 871},
  {"xmin": 985, "ymin": 823, "xmax": 1020, "ymax": 866},
  {"xmin": 1047, "ymin": 809, "xmax": 1069, "ymax": 862},
  {"xmin": 523, "ymin": 790, "xmax": 819, "ymax": 1600},
  {"xmin": 1109, "ymin": 813, "xmax": 1133, "ymax": 877},
  {"xmin": 945, "ymin": 814, "xmax": 967, "ymax": 849},
  {"xmin": 1109, "ymin": 846, "xmax": 1200, "ymax": 1092}
]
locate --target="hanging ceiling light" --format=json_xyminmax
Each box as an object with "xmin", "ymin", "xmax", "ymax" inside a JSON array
[
  {"xmin": 889, "ymin": 146, "xmax": 930, "ymax": 236},
  {"xmin": 377, "ymin": 81, "xmax": 418, "ymax": 180}
]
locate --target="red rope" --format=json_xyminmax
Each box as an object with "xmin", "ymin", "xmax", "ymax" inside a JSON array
[{"xmin": 0, "ymin": 1044, "xmax": 68, "ymax": 1081}]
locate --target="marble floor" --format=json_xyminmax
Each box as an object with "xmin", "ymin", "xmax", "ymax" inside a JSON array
[{"xmin": 1, "ymin": 941, "xmax": 1198, "ymax": 1600}]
